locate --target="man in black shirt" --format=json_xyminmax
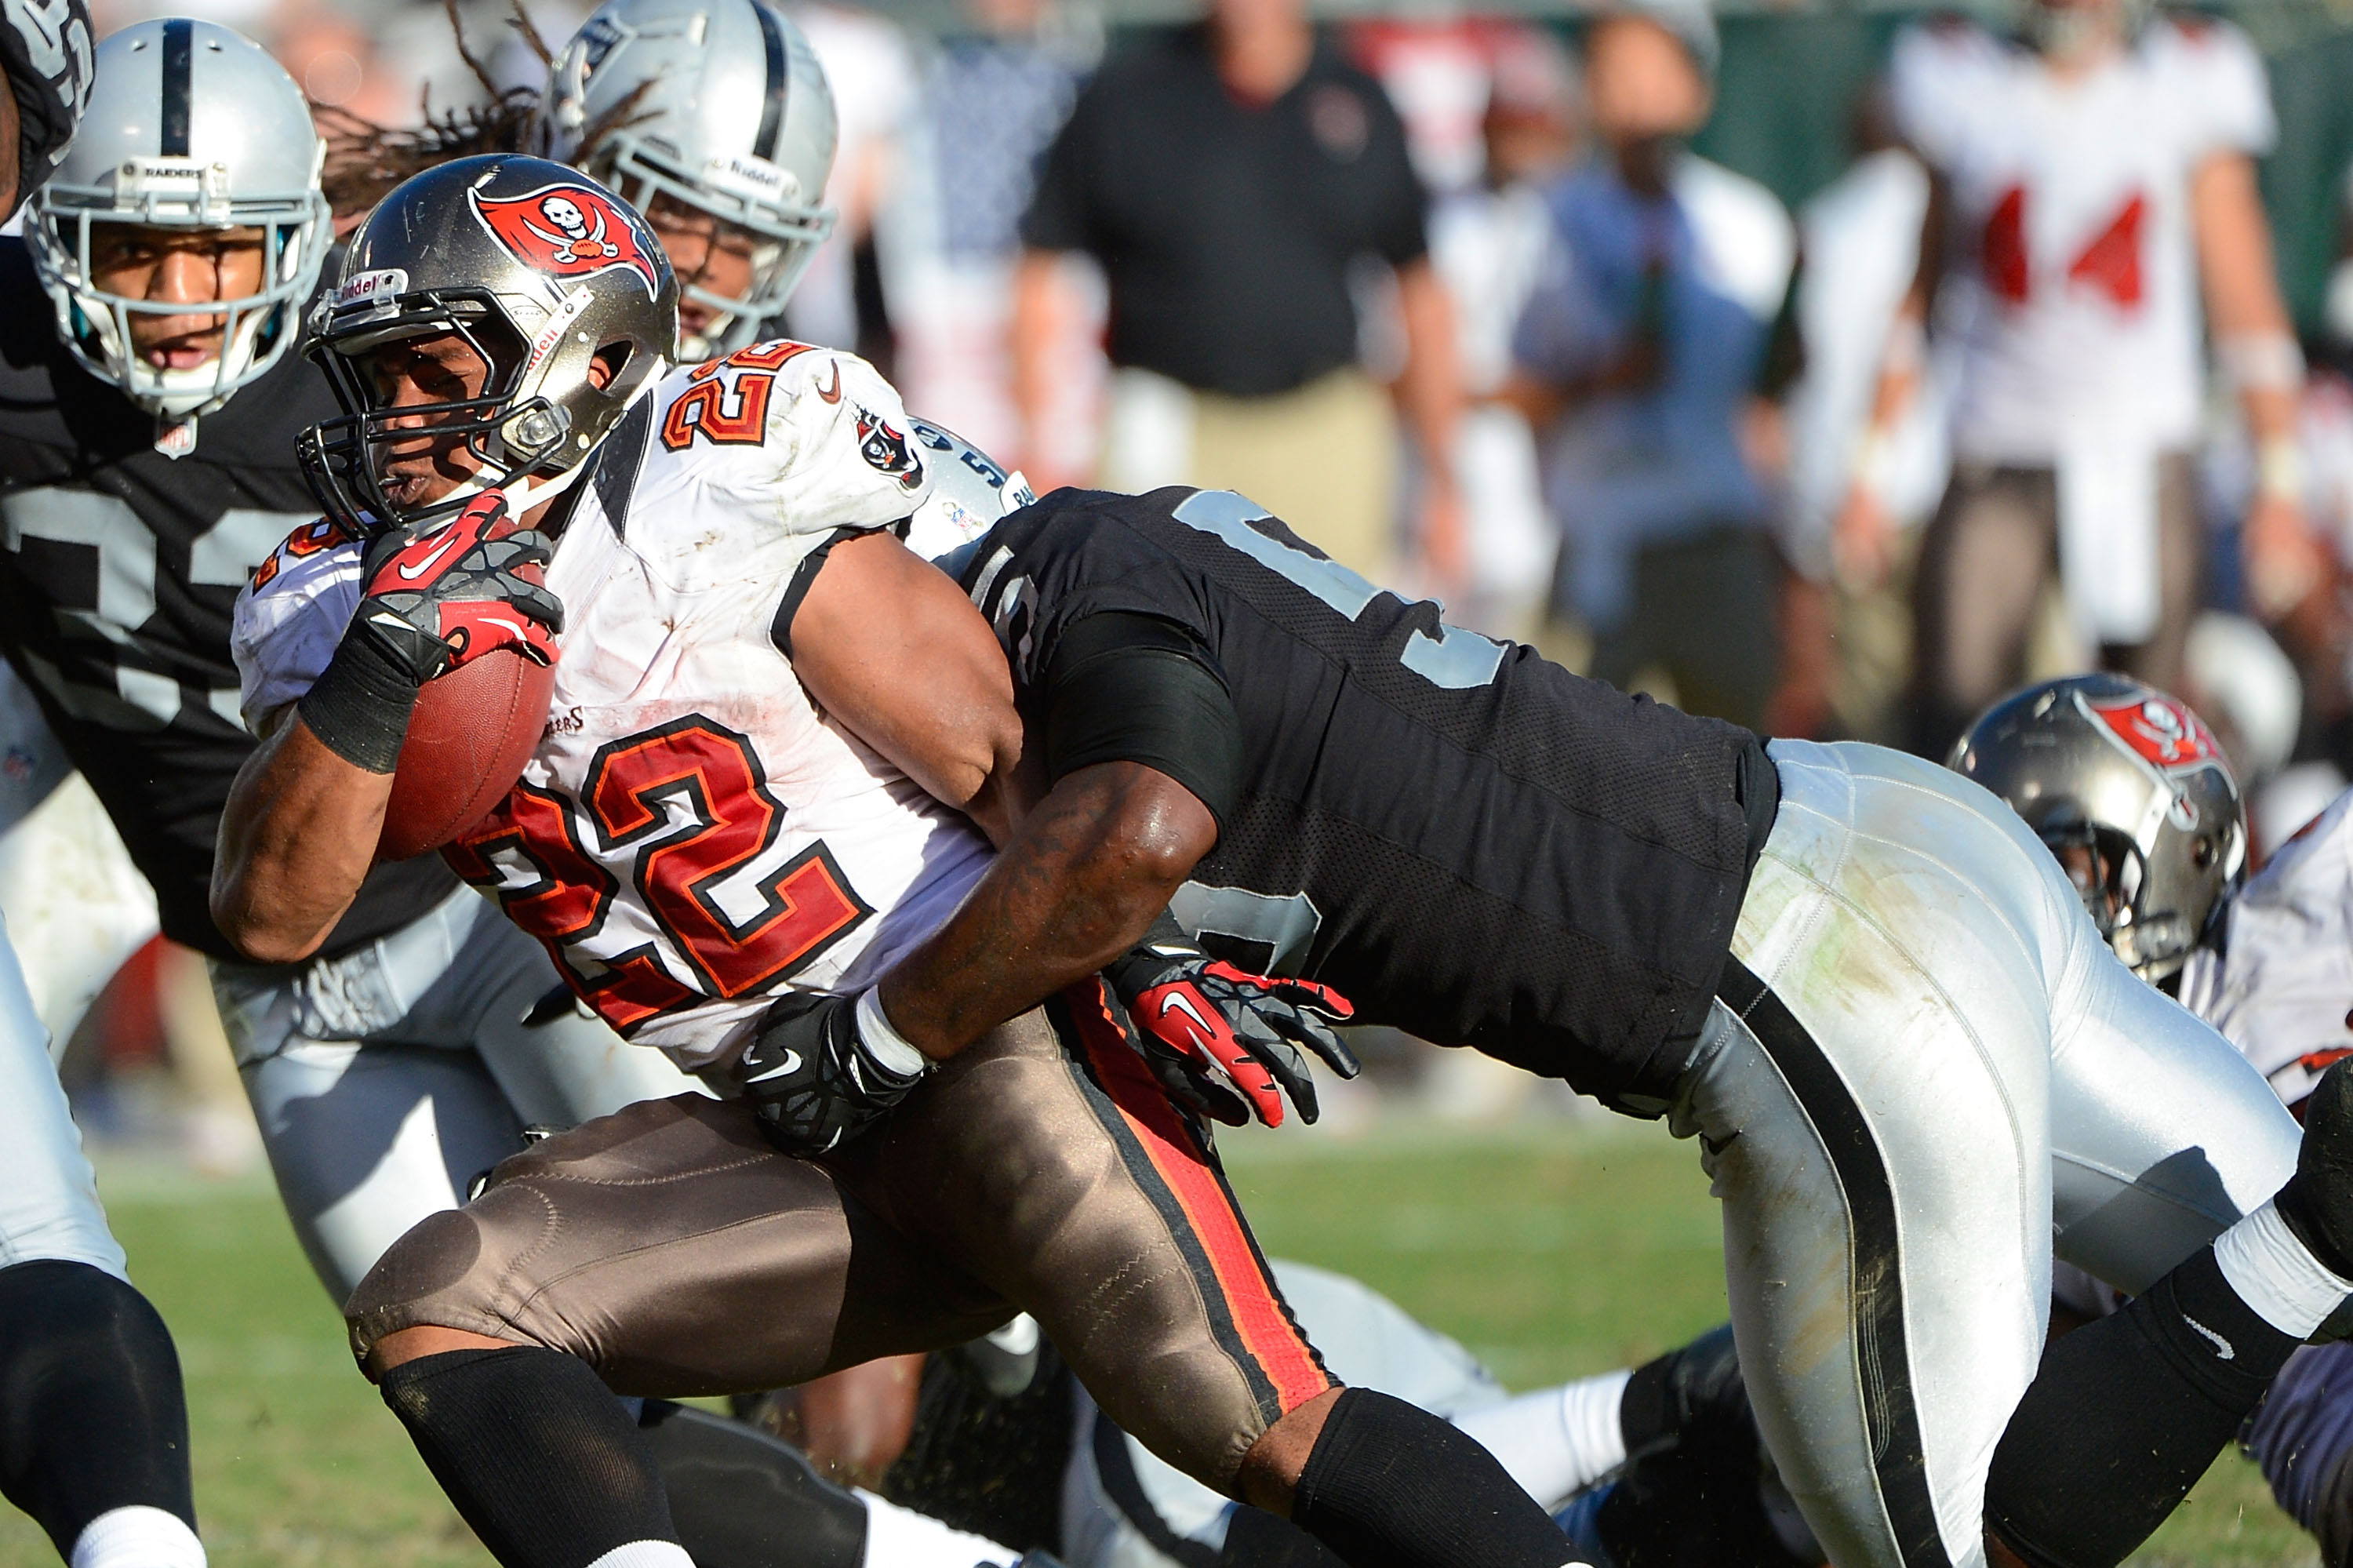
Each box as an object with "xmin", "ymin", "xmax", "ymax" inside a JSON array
[
  {"xmin": 806, "ymin": 484, "xmax": 2353, "ymax": 1568},
  {"xmin": 1012, "ymin": 0, "xmax": 1462, "ymax": 588}
]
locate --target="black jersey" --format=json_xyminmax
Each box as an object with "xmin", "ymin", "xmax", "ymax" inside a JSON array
[
  {"xmin": 0, "ymin": 238, "xmax": 455, "ymax": 959},
  {"xmin": 965, "ymin": 486, "xmax": 1772, "ymax": 1108}
]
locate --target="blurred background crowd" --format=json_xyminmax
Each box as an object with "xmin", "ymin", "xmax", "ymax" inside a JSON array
[{"xmin": 27, "ymin": 0, "xmax": 2353, "ymax": 1137}]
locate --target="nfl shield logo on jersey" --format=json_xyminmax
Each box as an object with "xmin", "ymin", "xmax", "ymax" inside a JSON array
[{"xmin": 467, "ymin": 181, "xmax": 662, "ymax": 297}]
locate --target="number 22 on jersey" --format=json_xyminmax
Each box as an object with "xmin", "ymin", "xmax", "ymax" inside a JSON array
[{"xmin": 446, "ymin": 715, "xmax": 874, "ymax": 1033}]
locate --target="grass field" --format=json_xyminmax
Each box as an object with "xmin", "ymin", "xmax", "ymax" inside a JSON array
[{"xmin": 0, "ymin": 1119, "xmax": 2314, "ymax": 1567}]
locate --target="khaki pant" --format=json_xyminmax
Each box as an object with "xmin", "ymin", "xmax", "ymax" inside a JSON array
[
  {"xmin": 344, "ymin": 988, "xmax": 1333, "ymax": 1493},
  {"xmin": 1101, "ymin": 367, "xmax": 1399, "ymax": 584},
  {"xmin": 1910, "ymin": 457, "xmax": 2198, "ymax": 758}
]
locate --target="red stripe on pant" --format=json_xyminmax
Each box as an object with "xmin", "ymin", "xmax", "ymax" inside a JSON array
[{"xmin": 1064, "ymin": 982, "xmax": 1333, "ymax": 1415}]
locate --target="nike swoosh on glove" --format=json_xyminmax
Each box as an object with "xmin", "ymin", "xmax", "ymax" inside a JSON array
[
  {"xmin": 1104, "ymin": 913, "xmax": 1358, "ymax": 1128},
  {"xmin": 728, "ymin": 988, "xmax": 931, "ymax": 1155},
  {"xmin": 349, "ymin": 489, "xmax": 563, "ymax": 685}
]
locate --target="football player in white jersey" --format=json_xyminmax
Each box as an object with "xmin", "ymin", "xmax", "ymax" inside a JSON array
[
  {"xmin": 1837, "ymin": 0, "xmax": 2318, "ymax": 757},
  {"xmin": 216, "ymin": 153, "xmax": 1584, "ymax": 1568}
]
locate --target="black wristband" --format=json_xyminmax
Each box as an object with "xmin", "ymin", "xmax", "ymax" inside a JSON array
[
  {"xmin": 296, "ymin": 626, "xmax": 424, "ymax": 774},
  {"xmin": 1104, "ymin": 908, "xmax": 1198, "ymax": 1002}
]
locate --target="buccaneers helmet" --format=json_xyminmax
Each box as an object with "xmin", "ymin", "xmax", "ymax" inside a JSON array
[
  {"xmin": 297, "ymin": 155, "xmax": 678, "ymax": 536},
  {"xmin": 541, "ymin": 0, "xmax": 836, "ymax": 360},
  {"xmin": 1950, "ymin": 673, "xmax": 2246, "ymax": 984},
  {"xmin": 28, "ymin": 19, "xmax": 329, "ymax": 426}
]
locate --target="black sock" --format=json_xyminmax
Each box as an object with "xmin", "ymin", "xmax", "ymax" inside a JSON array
[
  {"xmin": 379, "ymin": 1348, "xmax": 678, "ymax": 1568},
  {"xmin": 0, "ymin": 1260, "xmax": 195, "ymax": 1557},
  {"xmin": 637, "ymin": 1401, "xmax": 867, "ymax": 1568},
  {"xmin": 1984, "ymin": 1247, "xmax": 2298, "ymax": 1568},
  {"xmin": 1292, "ymin": 1388, "xmax": 1574, "ymax": 1568}
]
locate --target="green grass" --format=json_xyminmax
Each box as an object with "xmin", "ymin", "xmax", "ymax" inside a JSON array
[{"xmin": 0, "ymin": 1122, "xmax": 2315, "ymax": 1566}]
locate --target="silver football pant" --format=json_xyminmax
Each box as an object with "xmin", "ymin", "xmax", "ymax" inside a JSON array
[
  {"xmin": 0, "ymin": 910, "xmax": 125, "ymax": 1280},
  {"xmin": 210, "ymin": 885, "xmax": 703, "ymax": 1300},
  {"xmin": 1687, "ymin": 739, "xmax": 2300, "ymax": 1568}
]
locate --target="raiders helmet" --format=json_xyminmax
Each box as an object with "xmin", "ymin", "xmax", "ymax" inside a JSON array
[
  {"xmin": 1950, "ymin": 673, "xmax": 2246, "ymax": 984},
  {"xmin": 542, "ymin": 0, "xmax": 836, "ymax": 361},
  {"xmin": 900, "ymin": 417, "xmax": 1037, "ymax": 576},
  {"xmin": 297, "ymin": 155, "xmax": 678, "ymax": 537},
  {"xmin": 27, "ymin": 19, "xmax": 329, "ymax": 423}
]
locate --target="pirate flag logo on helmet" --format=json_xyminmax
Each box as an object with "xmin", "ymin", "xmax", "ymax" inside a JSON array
[{"xmin": 468, "ymin": 180, "xmax": 661, "ymax": 297}]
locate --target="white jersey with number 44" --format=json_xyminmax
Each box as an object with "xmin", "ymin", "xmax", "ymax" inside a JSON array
[
  {"xmin": 1889, "ymin": 14, "xmax": 2274, "ymax": 463},
  {"xmin": 233, "ymin": 343, "xmax": 1002, "ymax": 1070}
]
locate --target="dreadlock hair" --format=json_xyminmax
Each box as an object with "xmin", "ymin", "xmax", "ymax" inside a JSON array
[{"xmin": 311, "ymin": 0, "xmax": 553, "ymax": 227}]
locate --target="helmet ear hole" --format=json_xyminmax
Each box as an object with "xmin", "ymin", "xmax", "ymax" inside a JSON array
[{"xmin": 590, "ymin": 340, "xmax": 634, "ymax": 390}]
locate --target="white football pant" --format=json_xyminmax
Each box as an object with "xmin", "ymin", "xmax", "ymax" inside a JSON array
[
  {"xmin": 1696, "ymin": 740, "xmax": 2300, "ymax": 1568},
  {"xmin": 0, "ymin": 909, "xmax": 125, "ymax": 1279},
  {"xmin": 210, "ymin": 885, "xmax": 704, "ymax": 1297}
]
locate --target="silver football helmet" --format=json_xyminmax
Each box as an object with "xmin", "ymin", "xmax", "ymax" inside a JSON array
[
  {"xmin": 900, "ymin": 417, "xmax": 1036, "ymax": 577},
  {"xmin": 1950, "ymin": 673, "xmax": 2246, "ymax": 984},
  {"xmin": 27, "ymin": 18, "xmax": 329, "ymax": 424},
  {"xmin": 297, "ymin": 155, "xmax": 678, "ymax": 537},
  {"xmin": 542, "ymin": 0, "xmax": 836, "ymax": 361}
]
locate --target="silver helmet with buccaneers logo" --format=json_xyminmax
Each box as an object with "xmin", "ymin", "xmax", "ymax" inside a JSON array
[
  {"xmin": 296, "ymin": 154, "xmax": 678, "ymax": 536},
  {"xmin": 1950, "ymin": 673, "xmax": 2246, "ymax": 984}
]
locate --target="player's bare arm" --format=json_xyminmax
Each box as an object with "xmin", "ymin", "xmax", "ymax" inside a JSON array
[
  {"xmin": 2193, "ymin": 148, "xmax": 2322, "ymax": 618},
  {"xmin": 875, "ymin": 759, "xmax": 1217, "ymax": 1053},
  {"xmin": 211, "ymin": 713, "xmax": 398, "ymax": 962},
  {"xmin": 788, "ymin": 529, "xmax": 1028, "ymax": 847}
]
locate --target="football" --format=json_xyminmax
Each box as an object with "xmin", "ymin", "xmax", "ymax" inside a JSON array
[{"xmin": 376, "ymin": 641, "xmax": 556, "ymax": 862}]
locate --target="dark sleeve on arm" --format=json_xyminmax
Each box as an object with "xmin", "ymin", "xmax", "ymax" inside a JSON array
[
  {"xmin": 1019, "ymin": 82, "xmax": 1100, "ymax": 255},
  {"xmin": 1359, "ymin": 77, "xmax": 1429, "ymax": 267},
  {"xmin": 1038, "ymin": 611, "xmax": 1244, "ymax": 829}
]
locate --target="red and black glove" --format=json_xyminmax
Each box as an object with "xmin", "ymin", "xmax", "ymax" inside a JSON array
[
  {"xmin": 296, "ymin": 489, "xmax": 563, "ymax": 773},
  {"xmin": 1105, "ymin": 912, "xmax": 1359, "ymax": 1128}
]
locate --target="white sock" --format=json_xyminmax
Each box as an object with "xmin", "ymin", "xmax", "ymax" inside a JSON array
[
  {"xmin": 581, "ymin": 1545, "xmax": 694, "ymax": 1568},
  {"xmin": 1452, "ymin": 1368, "xmax": 1632, "ymax": 1510},
  {"xmin": 2215, "ymin": 1199, "xmax": 2353, "ymax": 1338},
  {"xmin": 69, "ymin": 1507, "xmax": 205, "ymax": 1568},
  {"xmin": 857, "ymin": 1490, "xmax": 1021, "ymax": 1566}
]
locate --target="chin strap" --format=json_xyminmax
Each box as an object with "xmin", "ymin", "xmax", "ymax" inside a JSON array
[{"xmin": 429, "ymin": 373, "xmax": 667, "ymax": 529}]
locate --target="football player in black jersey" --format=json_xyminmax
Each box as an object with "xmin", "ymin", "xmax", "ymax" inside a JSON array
[
  {"xmin": 783, "ymin": 485, "xmax": 2353, "ymax": 1568},
  {"xmin": 0, "ymin": 7, "xmax": 213, "ymax": 1568}
]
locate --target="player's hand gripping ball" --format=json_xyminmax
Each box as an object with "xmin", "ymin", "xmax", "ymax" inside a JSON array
[
  {"xmin": 1107, "ymin": 915, "xmax": 1359, "ymax": 1128},
  {"xmin": 361, "ymin": 491, "xmax": 564, "ymax": 860}
]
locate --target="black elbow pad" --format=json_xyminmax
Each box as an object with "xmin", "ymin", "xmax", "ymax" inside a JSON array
[{"xmin": 1040, "ymin": 613, "xmax": 1243, "ymax": 829}]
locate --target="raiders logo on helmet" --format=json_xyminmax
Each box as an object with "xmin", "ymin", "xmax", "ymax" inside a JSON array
[
  {"xmin": 855, "ymin": 405, "xmax": 924, "ymax": 493},
  {"xmin": 468, "ymin": 181, "xmax": 662, "ymax": 297}
]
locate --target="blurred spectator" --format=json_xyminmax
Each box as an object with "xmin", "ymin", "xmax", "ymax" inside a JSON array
[
  {"xmin": 1347, "ymin": 14, "xmax": 1497, "ymax": 199},
  {"xmin": 1013, "ymin": 0, "xmax": 1461, "ymax": 584},
  {"xmin": 1780, "ymin": 85, "xmax": 1951, "ymax": 740},
  {"xmin": 1427, "ymin": 24, "xmax": 1579, "ymax": 637},
  {"xmin": 889, "ymin": 0, "xmax": 1089, "ymax": 459},
  {"xmin": 1864, "ymin": 0, "xmax": 2317, "ymax": 758},
  {"xmin": 1504, "ymin": 1, "xmax": 1798, "ymax": 729}
]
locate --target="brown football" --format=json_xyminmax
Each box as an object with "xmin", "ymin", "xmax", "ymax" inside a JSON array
[{"xmin": 376, "ymin": 643, "xmax": 556, "ymax": 863}]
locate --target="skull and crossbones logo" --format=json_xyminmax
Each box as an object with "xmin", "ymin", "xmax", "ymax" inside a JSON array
[{"xmin": 523, "ymin": 194, "xmax": 620, "ymax": 265}]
